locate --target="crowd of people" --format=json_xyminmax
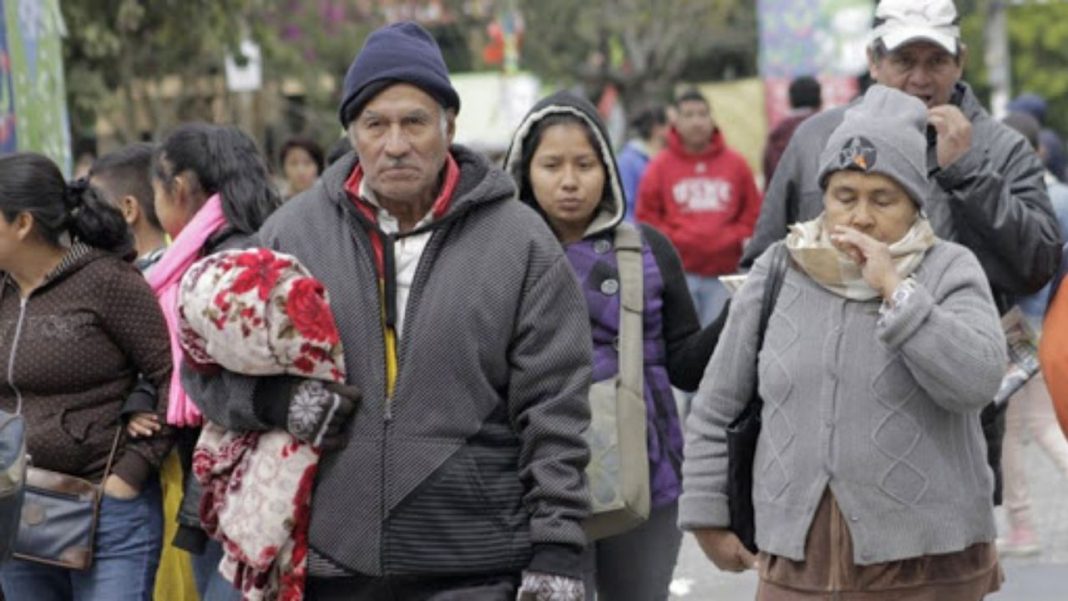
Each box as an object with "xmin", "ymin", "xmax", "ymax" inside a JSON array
[{"xmin": 1, "ymin": 0, "xmax": 1066, "ymax": 600}]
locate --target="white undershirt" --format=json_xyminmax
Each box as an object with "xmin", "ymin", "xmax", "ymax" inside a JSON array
[{"xmin": 359, "ymin": 180, "xmax": 433, "ymax": 339}]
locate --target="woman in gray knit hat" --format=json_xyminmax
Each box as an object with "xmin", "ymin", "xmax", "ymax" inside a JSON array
[{"xmin": 679, "ymin": 85, "xmax": 1008, "ymax": 599}]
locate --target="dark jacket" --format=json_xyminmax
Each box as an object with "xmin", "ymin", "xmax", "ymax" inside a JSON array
[
  {"xmin": 0, "ymin": 245, "xmax": 173, "ymax": 489},
  {"xmin": 504, "ymin": 91, "xmax": 726, "ymax": 509},
  {"xmin": 182, "ymin": 145, "xmax": 593, "ymax": 579},
  {"xmin": 742, "ymin": 82, "xmax": 1062, "ymax": 314},
  {"xmin": 762, "ymin": 108, "xmax": 816, "ymax": 183}
]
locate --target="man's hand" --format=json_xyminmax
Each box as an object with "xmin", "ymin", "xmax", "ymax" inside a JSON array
[
  {"xmin": 692, "ymin": 528, "xmax": 759, "ymax": 573},
  {"xmin": 286, "ymin": 380, "xmax": 360, "ymax": 450},
  {"xmin": 928, "ymin": 105, "xmax": 972, "ymax": 169},
  {"xmin": 126, "ymin": 412, "xmax": 162, "ymax": 438},
  {"xmin": 830, "ymin": 226, "xmax": 902, "ymax": 299}
]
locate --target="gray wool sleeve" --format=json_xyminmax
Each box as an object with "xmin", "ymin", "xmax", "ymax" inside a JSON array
[
  {"xmin": 877, "ymin": 246, "xmax": 1008, "ymax": 414},
  {"xmin": 678, "ymin": 247, "xmax": 773, "ymax": 530}
]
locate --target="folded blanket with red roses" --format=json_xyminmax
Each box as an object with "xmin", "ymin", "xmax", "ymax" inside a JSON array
[{"xmin": 179, "ymin": 248, "xmax": 346, "ymax": 601}]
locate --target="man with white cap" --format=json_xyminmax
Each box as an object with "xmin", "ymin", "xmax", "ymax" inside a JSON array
[{"xmin": 743, "ymin": 0, "xmax": 1062, "ymax": 314}]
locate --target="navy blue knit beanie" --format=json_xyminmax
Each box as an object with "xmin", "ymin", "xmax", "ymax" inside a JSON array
[{"xmin": 338, "ymin": 22, "xmax": 461, "ymax": 126}]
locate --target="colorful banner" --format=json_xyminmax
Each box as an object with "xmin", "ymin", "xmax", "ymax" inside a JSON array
[
  {"xmin": 0, "ymin": 0, "xmax": 16, "ymax": 154},
  {"xmin": 1, "ymin": 0, "xmax": 70, "ymax": 173},
  {"xmin": 758, "ymin": 0, "xmax": 874, "ymax": 129}
]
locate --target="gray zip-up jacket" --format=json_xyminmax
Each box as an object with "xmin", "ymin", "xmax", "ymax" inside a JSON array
[
  {"xmin": 742, "ymin": 82, "xmax": 1062, "ymax": 314},
  {"xmin": 681, "ymin": 241, "xmax": 1008, "ymax": 564},
  {"xmin": 182, "ymin": 146, "xmax": 593, "ymax": 579}
]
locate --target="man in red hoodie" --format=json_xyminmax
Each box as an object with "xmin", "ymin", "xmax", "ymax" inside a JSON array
[{"xmin": 636, "ymin": 88, "xmax": 762, "ymax": 325}]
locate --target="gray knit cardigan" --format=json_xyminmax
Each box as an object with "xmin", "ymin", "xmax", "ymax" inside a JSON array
[{"xmin": 679, "ymin": 240, "xmax": 1007, "ymax": 565}]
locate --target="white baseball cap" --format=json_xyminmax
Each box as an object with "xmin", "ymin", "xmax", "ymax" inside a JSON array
[{"xmin": 872, "ymin": 0, "xmax": 960, "ymax": 54}]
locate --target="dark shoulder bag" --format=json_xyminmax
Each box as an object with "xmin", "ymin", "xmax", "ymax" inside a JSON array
[
  {"xmin": 13, "ymin": 427, "xmax": 122, "ymax": 570},
  {"xmin": 726, "ymin": 243, "xmax": 789, "ymax": 554}
]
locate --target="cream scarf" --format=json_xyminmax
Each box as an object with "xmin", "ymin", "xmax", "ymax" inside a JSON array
[{"xmin": 785, "ymin": 213, "xmax": 936, "ymax": 301}]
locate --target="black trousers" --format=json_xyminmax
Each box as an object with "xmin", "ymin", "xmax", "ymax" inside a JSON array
[{"xmin": 306, "ymin": 572, "xmax": 520, "ymax": 601}]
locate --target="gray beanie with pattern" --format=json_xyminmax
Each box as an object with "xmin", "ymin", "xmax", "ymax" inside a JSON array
[{"xmin": 817, "ymin": 84, "xmax": 928, "ymax": 208}]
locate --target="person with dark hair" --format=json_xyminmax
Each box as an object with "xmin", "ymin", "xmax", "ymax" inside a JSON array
[
  {"xmin": 279, "ymin": 136, "xmax": 325, "ymax": 200},
  {"xmin": 91, "ymin": 143, "xmax": 195, "ymax": 597},
  {"xmin": 504, "ymin": 90, "xmax": 727, "ymax": 601},
  {"xmin": 1005, "ymin": 93, "xmax": 1066, "ymax": 183},
  {"xmin": 0, "ymin": 152, "xmax": 174, "ymax": 600},
  {"xmin": 636, "ymin": 88, "xmax": 763, "ymax": 327},
  {"xmin": 617, "ymin": 103, "xmax": 669, "ymax": 221},
  {"xmin": 1007, "ymin": 93, "xmax": 1048, "ymax": 126},
  {"xmin": 763, "ymin": 75, "xmax": 822, "ymax": 182},
  {"xmin": 138, "ymin": 123, "xmax": 284, "ymax": 601},
  {"xmin": 90, "ymin": 143, "xmax": 168, "ymax": 273},
  {"xmin": 180, "ymin": 22, "xmax": 593, "ymax": 601}
]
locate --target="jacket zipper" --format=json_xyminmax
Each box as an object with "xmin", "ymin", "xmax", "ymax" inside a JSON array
[
  {"xmin": 337, "ymin": 200, "xmax": 398, "ymax": 574},
  {"xmin": 5, "ymin": 297, "xmax": 29, "ymax": 416},
  {"xmin": 339, "ymin": 184, "xmax": 474, "ymax": 574},
  {"xmin": 377, "ymin": 227, "xmax": 446, "ymax": 574}
]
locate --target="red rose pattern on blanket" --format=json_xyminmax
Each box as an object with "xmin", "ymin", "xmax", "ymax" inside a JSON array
[{"xmin": 180, "ymin": 248, "xmax": 346, "ymax": 601}]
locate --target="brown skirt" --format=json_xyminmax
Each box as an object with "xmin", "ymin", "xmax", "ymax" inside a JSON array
[{"xmin": 756, "ymin": 491, "xmax": 1002, "ymax": 601}]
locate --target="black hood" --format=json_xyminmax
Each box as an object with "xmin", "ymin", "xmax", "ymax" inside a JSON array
[{"xmin": 502, "ymin": 90, "xmax": 625, "ymax": 239}]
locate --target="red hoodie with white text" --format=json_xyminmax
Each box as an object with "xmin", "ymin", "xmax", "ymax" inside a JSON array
[{"xmin": 636, "ymin": 128, "xmax": 762, "ymax": 276}]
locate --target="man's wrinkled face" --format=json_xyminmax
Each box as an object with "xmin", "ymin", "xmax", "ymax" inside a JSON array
[
  {"xmin": 348, "ymin": 83, "xmax": 455, "ymax": 206},
  {"xmin": 869, "ymin": 41, "xmax": 964, "ymax": 109}
]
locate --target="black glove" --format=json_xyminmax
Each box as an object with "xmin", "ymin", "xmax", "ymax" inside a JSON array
[{"xmin": 286, "ymin": 380, "xmax": 360, "ymax": 450}]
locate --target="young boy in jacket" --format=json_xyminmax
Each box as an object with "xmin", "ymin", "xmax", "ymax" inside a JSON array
[
  {"xmin": 90, "ymin": 143, "xmax": 168, "ymax": 274},
  {"xmin": 636, "ymin": 89, "xmax": 762, "ymax": 326}
]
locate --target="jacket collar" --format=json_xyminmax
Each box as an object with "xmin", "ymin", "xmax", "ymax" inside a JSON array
[
  {"xmin": 320, "ymin": 144, "xmax": 515, "ymax": 235},
  {"xmin": 2, "ymin": 242, "xmax": 99, "ymax": 298}
]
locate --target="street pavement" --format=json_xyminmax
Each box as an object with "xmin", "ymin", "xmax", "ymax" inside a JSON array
[{"xmin": 668, "ymin": 438, "xmax": 1068, "ymax": 600}]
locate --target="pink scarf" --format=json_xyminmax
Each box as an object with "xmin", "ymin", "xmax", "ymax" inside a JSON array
[{"xmin": 148, "ymin": 194, "xmax": 228, "ymax": 427}]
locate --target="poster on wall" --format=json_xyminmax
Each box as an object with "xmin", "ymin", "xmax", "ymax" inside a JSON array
[
  {"xmin": 1, "ymin": 0, "xmax": 70, "ymax": 173},
  {"xmin": 758, "ymin": 0, "xmax": 874, "ymax": 129}
]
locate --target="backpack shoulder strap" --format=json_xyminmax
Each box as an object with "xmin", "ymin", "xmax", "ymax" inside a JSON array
[{"xmin": 614, "ymin": 223, "xmax": 644, "ymax": 397}]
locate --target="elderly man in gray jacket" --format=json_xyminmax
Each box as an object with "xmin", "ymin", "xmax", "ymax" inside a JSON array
[
  {"xmin": 182, "ymin": 22, "xmax": 592, "ymax": 601},
  {"xmin": 743, "ymin": 0, "xmax": 1062, "ymax": 313}
]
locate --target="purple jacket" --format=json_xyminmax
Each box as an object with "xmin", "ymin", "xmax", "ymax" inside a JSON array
[
  {"xmin": 505, "ymin": 91, "xmax": 727, "ymax": 508},
  {"xmin": 565, "ymin": 233, "xmax": 683, "ymax": 506}
]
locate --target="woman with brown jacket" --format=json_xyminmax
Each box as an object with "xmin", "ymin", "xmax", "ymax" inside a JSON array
[{"xmin": 0, "ymin": 153, "xmax": 173, "ymax": 601}]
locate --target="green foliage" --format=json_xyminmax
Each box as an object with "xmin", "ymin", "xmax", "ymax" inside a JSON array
[
  {"xmin": 61, "ymin": 0, "xmax": 253, "ymax": 142},
  {"xmin": 1006, "ymin": 2, "xmax": 1068, "ymax": 135},
  {"xmin": 960, "ymin": 0, "xmax": 1068, "ymax": 137},
  {"xmin": 518, "ymin": 0, "xmax": 752, "ymax": 110}
]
